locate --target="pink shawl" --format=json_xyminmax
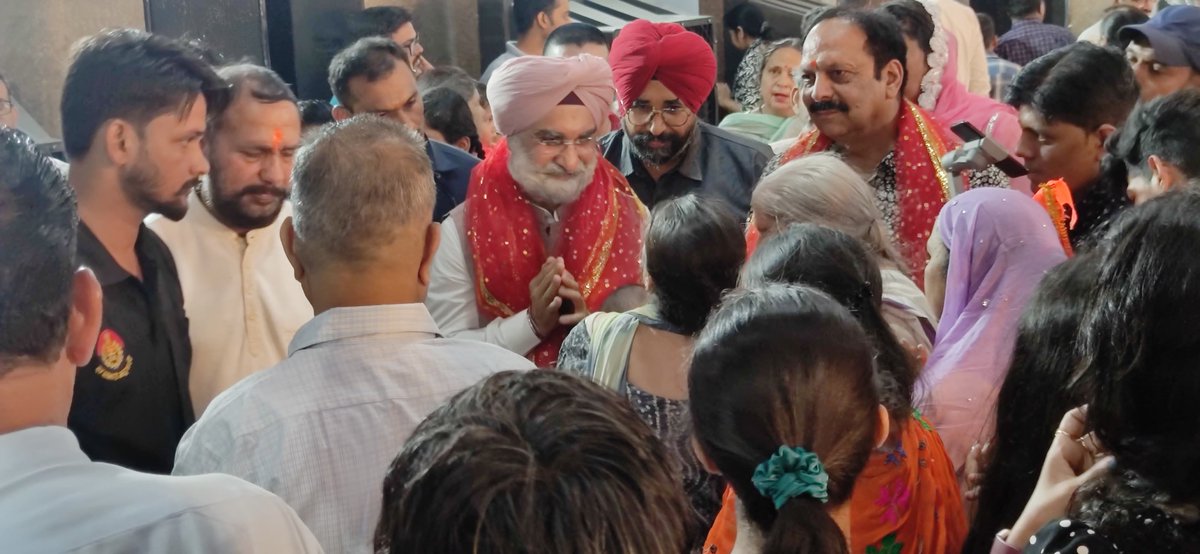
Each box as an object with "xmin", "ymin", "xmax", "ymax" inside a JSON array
[
  {"xmin": 916, "ymin": 189, "xmax": 1068, "ymax": 471},
  {"xmin": 931, "ymin": 30, "xmax": 1030, "ymax": 194}
]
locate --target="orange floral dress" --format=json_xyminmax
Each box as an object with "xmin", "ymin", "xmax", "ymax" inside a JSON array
[{"xmin": 703, "ymin": 412, "xmax": 967, "ymax": 553}]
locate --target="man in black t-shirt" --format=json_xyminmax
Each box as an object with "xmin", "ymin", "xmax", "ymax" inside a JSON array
[{"xmin": 60, "ymin": 29, "xmax": 227, "ymax": 473}]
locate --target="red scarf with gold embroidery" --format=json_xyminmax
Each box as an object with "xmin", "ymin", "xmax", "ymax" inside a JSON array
[
  {"xmin": 466, "ymin": 138, "xmax": 647, "ymax": 366},
  {"xmin": 777, "ymin": 101, "xmax": 958, "ymax": 281}
]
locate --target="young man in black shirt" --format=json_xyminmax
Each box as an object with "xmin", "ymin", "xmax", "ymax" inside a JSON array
[
  {"xmin": 60, "ymin": 29, "xmax": 226, "ymax": 473},
  {"xmin": 1007, "ymin": 42, "xmax": 1138, "ymax": 248}
]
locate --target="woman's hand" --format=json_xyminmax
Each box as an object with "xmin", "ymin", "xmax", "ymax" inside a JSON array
[
  {"xmin": 716, "ymin": 83, "xmax": 742, "ymax": 113},
  {"xmin": 962, "ymin": 441, "xmax": 991, "ymax": 522},
  {"xmin": 897, "ymin": 336, "xmax": 930, "ymax": 369},
  {"xmin": 1006, "ymin": 406, "xmax": 1112, "ymax": 548}
]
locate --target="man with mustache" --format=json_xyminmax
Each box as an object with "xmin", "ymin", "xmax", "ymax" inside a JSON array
[
  {"xmin": 768, "ymin": 8, "xmax": 1008, "ymax": 281},
  {"xmin": 148, "ymin": 64, "xmax": 312, "ymax": 415},
  {"xmin": 426, "ymin": 55, "xmax": 647, "ymax": 365},
  {"xmin": 62, "ymin": 29, "xmax": 225, "ymax": 472},
  {"xmin": 601, "ymin": 19, "xmax": 773, "ymax": 217}
]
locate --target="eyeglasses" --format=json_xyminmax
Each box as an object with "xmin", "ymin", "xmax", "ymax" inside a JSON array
[
  {"xmin": 534, "ymin": 135, "xmax": 598, "ymax": 155},
  {"xmin": 625, "ymin": 105, "xmax": 692, "ymax": 127},
  {"xmin": 0, "ymin": 99, "xmax": 11, "ymax": 117}
]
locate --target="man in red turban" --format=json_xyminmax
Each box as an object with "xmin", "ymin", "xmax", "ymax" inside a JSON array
[
  {"xmin": 601, "ymin": 19, "xmax": 772, "ymax": 217},
  {"xmin": 426, "ymin": 55, "xmax": 648, "ymax": 366}
]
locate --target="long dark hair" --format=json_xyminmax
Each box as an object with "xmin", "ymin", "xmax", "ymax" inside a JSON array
[
  {"xmin": 964, "ymin": 253, "xmax": 1097, "ymax": 552},
  {"xmin": 690, "ymin": 284, "xmax": 880, "ymax": 554},
  {"xmin": 646, "ymin": 194, "xmax": 745, "ymax": 335},
  {"xmin": 741, "ymin": 223, "xmax": 914, "ymax": 422},
  {"xmin": 1067, "ymin": 190, "xmax": 1200, "ymax": 550},
  {"xmin": 723, "ymin": 3, "xmax": 771, "ymax": 40}
]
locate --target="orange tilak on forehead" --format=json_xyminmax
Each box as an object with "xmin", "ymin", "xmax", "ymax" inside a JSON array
[{"xmin": 271, "ymin": 128, "xmax": 283, "ymax": 150}]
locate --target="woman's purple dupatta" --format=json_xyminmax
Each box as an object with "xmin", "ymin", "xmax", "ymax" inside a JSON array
[{"xmin": 917, "ymin": 188, "xmax": 1068, "ymax": 470}]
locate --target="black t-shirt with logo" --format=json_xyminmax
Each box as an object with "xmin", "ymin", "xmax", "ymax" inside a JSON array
[{"xmin": 68, "ymin": 223, "xmax": 192, "ymax": 474}]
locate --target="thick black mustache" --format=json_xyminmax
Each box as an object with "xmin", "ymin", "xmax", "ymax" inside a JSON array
[{"xmin": 808, "ymin": 101, "xmax": 850, "ymax": 113}]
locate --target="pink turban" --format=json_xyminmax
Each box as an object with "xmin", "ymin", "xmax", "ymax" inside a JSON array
[
  {"xmin": 487, "ymin": 54, "xmax": 615, "ymax": 136},
  {"xmin": 609, "ymin": 20, "xmax": 717, "ymax": 114}
]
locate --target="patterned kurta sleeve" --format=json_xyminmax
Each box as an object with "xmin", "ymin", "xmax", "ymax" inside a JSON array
[{"xmin": 556, "ymin": 322, "xmax": 594, "ymax": 378}]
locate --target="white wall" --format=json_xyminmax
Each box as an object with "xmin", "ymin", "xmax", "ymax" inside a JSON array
[
  {"xmin": 0, "ymin": 0, "xmax": 146, "ymax": 135},
  {"xmin": 657, "ymin": 0, "xmax": 702, "ymax": 15}
]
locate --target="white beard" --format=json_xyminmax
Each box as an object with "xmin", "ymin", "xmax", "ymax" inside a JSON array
[{"xmin": 508, "ymin": 144, "xmax": 596, "ymax": 208}]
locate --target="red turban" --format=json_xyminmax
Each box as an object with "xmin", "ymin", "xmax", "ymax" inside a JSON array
[{"xmin": 609, "ymin": 20, "xmax": 717, "ymax": 115}]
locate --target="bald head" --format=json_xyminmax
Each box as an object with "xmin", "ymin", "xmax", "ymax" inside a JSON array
[{"xmin": 290, "ymin": 115, "xmax": 434, "ymax": 265}]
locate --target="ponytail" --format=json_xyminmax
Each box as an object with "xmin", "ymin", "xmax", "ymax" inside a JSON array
[
  {"xmin": 760, "ymin": 21, "xmax": 773, "ymax": 41},
  {"xmin": 857, "ymin": 297, "xmax": 916, "ymax": 420},
  {"xmin": 765, "ymin": 498, "xmax": 849, "ymax": 554},
  {"xmin": 724, "ymin": 4, "xmax": 770, "ymax": 40},
  {"xmin": 689, "ymin": 286, "xmax": 881, "ymax": 554},
  {"xmin": 752, "ymin": 445, "xmax": 850, "ymax": 554}
]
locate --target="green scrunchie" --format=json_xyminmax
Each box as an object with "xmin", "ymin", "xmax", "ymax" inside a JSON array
[{"xmin": 751, "ymin": 445, "xmax": 830, "ymax": 509}]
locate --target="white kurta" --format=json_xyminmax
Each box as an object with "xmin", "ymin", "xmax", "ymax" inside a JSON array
[
  {"xmin": 148, "ymin": 191, "xmax": 312, "ymax": 415},
  {"xmin": 425, "ymin": 202, "xmax": 560, "ymax": 357},
  {"xmin": 0, "ymin": 426, "xmax": 323, "ymax": 554}
]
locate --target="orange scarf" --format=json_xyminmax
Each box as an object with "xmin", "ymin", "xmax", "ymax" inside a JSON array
[
  {"xmin": 1033, "ymin": 179, "xmax": 1076, "ymax": 257},
  {"xmin": 776, "ymin": 102, "xmax": 958, "ymax": 282},
  {"xmin": 466, "ymin": 139, "xmax": 647, "ymax": 366},
  {"xmin": 703, "ymin": 413, "xmax": 968, "ymax": 553}
]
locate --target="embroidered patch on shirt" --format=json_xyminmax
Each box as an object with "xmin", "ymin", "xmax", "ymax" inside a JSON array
[{"xmin": 95, "ymin": 328, "xmax": 133, "ymax": 381}]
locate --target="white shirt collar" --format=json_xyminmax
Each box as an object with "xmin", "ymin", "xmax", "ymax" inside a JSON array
[
  {"xmin": 288, "ymin": 303, "xmax": 441, "ymax": 356},
  {"xmin": 0, "ymin": 426, "xmax": 87, "ymax": 482}
]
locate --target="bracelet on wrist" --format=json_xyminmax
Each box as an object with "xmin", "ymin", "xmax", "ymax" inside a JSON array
[{"xmin": 529, "ymin": 312, "xmax": 548, "ymax": 340}]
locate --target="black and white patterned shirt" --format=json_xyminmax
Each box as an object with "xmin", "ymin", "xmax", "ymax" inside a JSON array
[
  {"xmin": 733, "ymin": 39, "xmax": 769, "ymax": 112},
  {"xmin": 764, "ymin": 148, "xmax": 1010, "ymax": 240},
  {"xmin": 868, "ymin": 150, "xmax": 1010, "ymax": 238}
]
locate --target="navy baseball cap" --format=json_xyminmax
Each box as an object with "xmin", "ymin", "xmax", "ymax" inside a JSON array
[{"xmin": 1120, "ymin": 5, "xmax": 1200, "ymax": 71}]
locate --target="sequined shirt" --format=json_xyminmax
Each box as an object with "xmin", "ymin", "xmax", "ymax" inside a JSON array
[
  {"xmin": 867, "ymin": 150, "xmax": 1010, "ymax": 239},
  {"xmin": 558, "ymin": 317, "xmax": 723, "ymax": 547}
]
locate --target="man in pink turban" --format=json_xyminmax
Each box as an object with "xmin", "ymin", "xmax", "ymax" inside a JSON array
[
  {"xmin": 426, "ymin": 55, "xmax": 648, "ymax": 366},
  {"xmin": 601, "ymin": 19, "xmax": 773, "ymax": 217}
]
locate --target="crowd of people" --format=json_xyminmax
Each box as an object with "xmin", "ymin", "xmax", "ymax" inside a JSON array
[{"xmin": 3, "ymin": 0, "xmax": 1200, "ymax": 552}]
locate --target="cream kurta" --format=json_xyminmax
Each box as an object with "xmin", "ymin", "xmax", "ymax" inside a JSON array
[
  {"xmin": 937, "ymin": 0, "xmax": 993, "ymax": 96},
  {"xmin": 148, "ymin": 191, "xmax": 312, "ymax": 415}
]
